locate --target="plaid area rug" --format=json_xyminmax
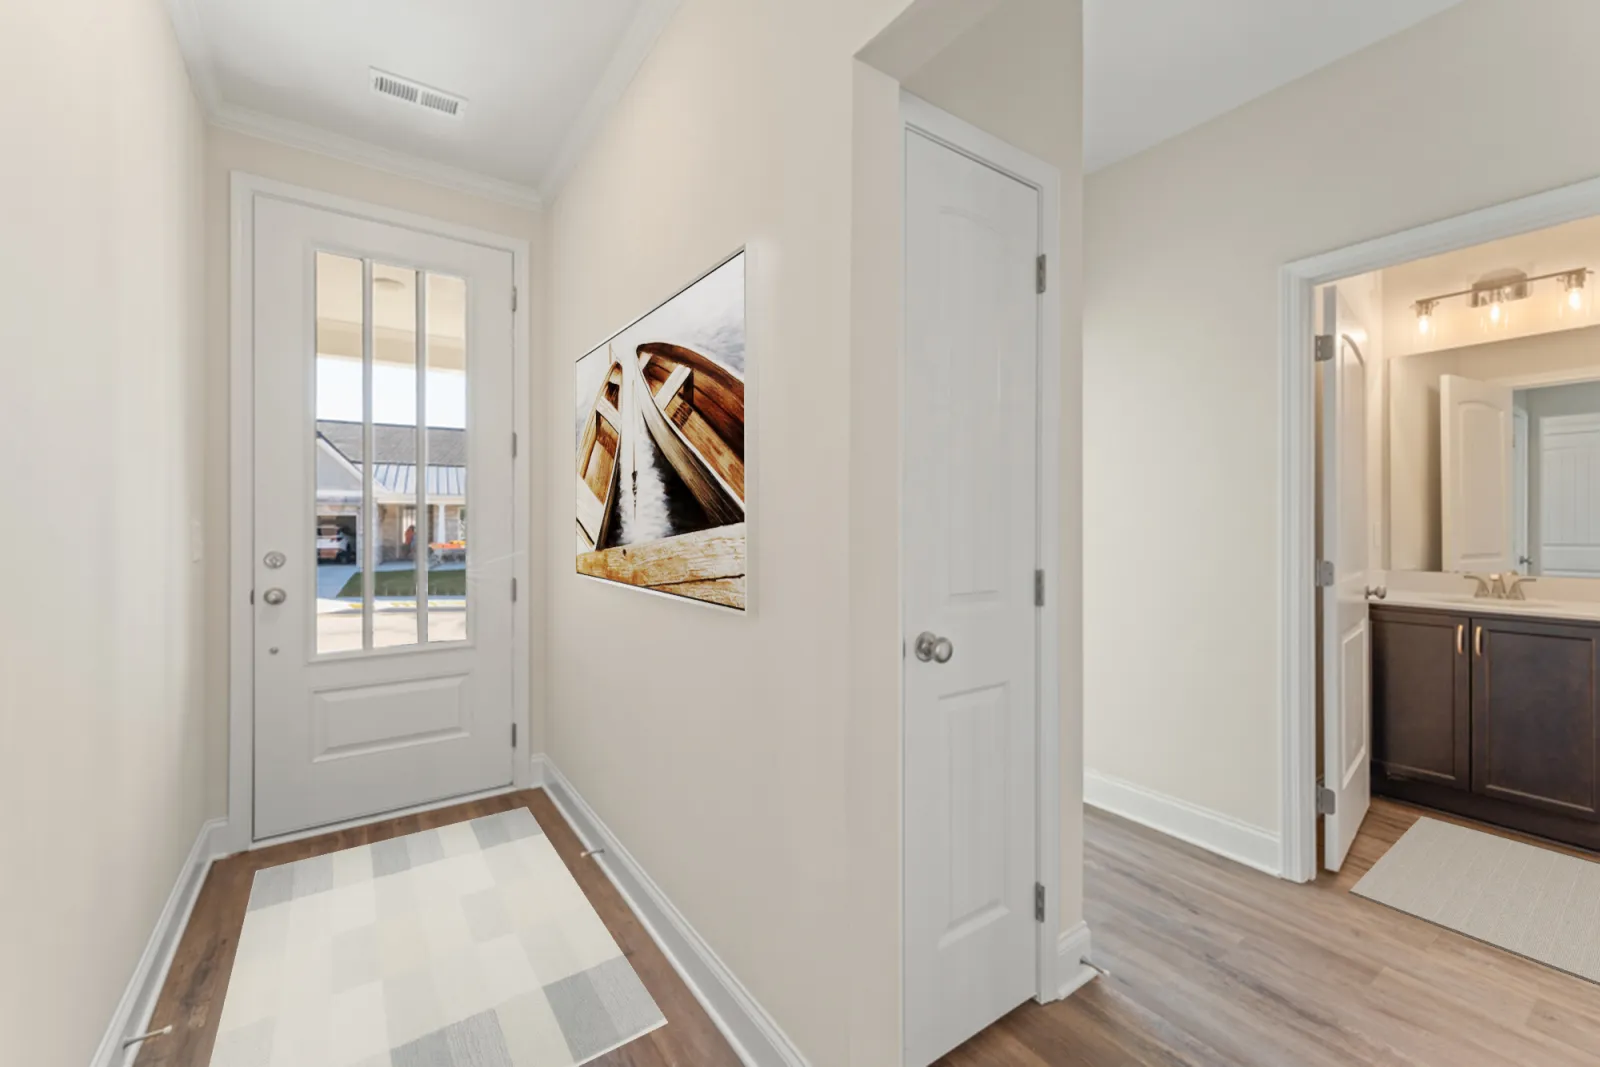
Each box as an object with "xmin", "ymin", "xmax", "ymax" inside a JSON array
[{"xmin": 208, "ymin": 808, "xmax": 666, "ymax": 1066}]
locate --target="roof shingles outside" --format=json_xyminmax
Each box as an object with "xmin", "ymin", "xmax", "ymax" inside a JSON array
[{"xmin": 316, "ymin": 420, "xmax": 467, "ymax": 468}]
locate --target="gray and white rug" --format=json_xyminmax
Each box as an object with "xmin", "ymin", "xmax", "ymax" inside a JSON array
[
  {"xmin": 209, "ymin": 808, "xmax": 665, "ymax": 1067},
  {"xmin": 1352, "ymin": 816, "xmax": 1600, "ymax": 984}
]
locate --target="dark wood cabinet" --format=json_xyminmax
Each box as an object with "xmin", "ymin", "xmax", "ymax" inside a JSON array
[
  {"xmin": 1370, "ymin": 605, "xmax": 1600, "ymax": 851},
  {"xmin": 1371, "ymin": 608, "xmax": 1471, "ymax": 790},
  {"xmin": 1472, "ymin": 616, "xmax": 1600, "ymax": 821}
]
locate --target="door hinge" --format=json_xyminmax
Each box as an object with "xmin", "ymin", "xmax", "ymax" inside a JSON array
[
  {"xmin": 1314, "ymin": 334, "xmax": 1335, "ymax": 362},
  {"xmin": 1034, "ymin": 569, "xmax": 1045, "ymax": 607},
  {"xmin": 1316, "ymin": 560, "xmax": 1335, "ymax": 587},
  {"xmin": 511, "ymin": 286, "xmax": 518, "ymax": 312},
  {"xmin": 1036, "ymin": 254, "xmax": 1048, "ymax": 295},
  {"xmin": 511, "ymin": 723, "xmax": 518, "ymax": 748},
  {"xmin": 511, "ymin": 577, "xmax": 518, "ymax": 602},
  {"xmin": 1316, "ymin": 785, "xmax": 1337, "ymax": 816},
  {"xmin": 1034, "ymin": 882, "xmax": 1046, "ymax": 923},
  {"xmin": 512, "ymin": 432, "xmax": 518, "ymax": 459}
]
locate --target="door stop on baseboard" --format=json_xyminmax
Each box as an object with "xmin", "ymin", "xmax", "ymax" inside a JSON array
[
  {"xmin": 122, "ymin": 1024, "xmax": 174, "ymax": 1050},
  {"xmin": 580, "ymin": 846, "xmax": 607, "ymax": 859},
  {"xmin": 1080, "ymin": 956, "xmax": 1111, "ymax": 980}
]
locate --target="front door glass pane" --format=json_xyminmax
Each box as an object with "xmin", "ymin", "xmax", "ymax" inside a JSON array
[
  {"xmin": 425, "ymin": 273, "xmax": 468, "ymax": 643},
  {"xmin": 314, "ymin": 252, "xmax": 366, "ymax": 654},
  {"xmin": 314, "ymin": 257, "xmax": 469, "ymax": 653}
]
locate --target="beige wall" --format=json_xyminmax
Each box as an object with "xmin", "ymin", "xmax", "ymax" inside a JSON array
[
  {"xmin": 200, "ymin": 128, "xmax": 546, "ymax": 814},
  {"xmin": 1085, "ymin": 0, "xmax": 1600, "ymax": 836},
  {"xmin": 544, "ymin": 0, "xmax": 1081, "ymax": 1062},
  {"xmin": 0, "ymin": 0, "xmax": 207, "ymax": 1062}
]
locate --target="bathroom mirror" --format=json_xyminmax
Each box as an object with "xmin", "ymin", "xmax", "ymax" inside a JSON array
[{"xmin": 1385, "ymin": 331, "xmax": 1600, "ymax": 578}]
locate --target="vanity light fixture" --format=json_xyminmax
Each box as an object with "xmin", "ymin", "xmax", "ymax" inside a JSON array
[
  {"xmin": 1410, "ymin": 265, "xmax": 1592, "ymax": 333},
  {"xmin": 1415, "ymin": 298, "xmax": 1436, "ymax": 335}
]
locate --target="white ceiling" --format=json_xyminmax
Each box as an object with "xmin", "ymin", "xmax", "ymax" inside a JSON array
[
  {"xmin": 171, "ymin": 0, "xmax": 680, "ymax": 204},
  {"xmin": 169, "ymin": 0, "xmax": 1467, "ymax": 204},
  {"xmin": 1085, "ymin": 0, "xmax": 1462, "ymax": 172}
]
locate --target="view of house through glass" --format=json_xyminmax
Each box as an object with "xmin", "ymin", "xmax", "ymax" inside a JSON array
[{"xmin": 314, "ymin": 252, "xmax": 469, "ymax": 654}]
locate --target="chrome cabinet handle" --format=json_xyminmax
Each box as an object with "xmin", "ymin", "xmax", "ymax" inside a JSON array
[
  {"xmin": 262, "ymin": 587, "xmax": 287, "ymax": 606},
  {"xmin": 914, "ymin": 632, "xmax": 954, "ymax": 664},
  {"xmin": 1457, "ymin": 624, "xmax": 1464, "ymax": 656},
  {"xmin": 1475, "ymin": 626, "xmax": 1484, "ymax": 657}
]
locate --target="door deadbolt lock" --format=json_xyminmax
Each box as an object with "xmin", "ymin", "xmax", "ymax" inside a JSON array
[
  {"xmin": 263, "ymin": 551, "xmax": 287, "ymax": 569},
  {"xmin": 261, "ymin": 588, "xmax": 287, "ymax": 606},
  {"xmin": 914, "ymin": 631, "xmax": 954, "ymax": 664}
]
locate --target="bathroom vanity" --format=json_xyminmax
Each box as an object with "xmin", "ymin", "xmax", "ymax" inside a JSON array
[{"xmin": 1371, "ymin": 596, "xmax": 1600, "ymax": 852}]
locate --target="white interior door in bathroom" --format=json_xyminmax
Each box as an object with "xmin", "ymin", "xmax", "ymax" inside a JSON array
[
  {"xmin": 1320, "ymin": 287, "xmax": 1372, "ymax": 872},
  {"xmin": 1441, "ymin": 374, "xmax": 1515, "ymax": 573}
]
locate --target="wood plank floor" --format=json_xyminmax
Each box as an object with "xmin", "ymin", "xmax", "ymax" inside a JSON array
[
  {"xmin": 939, "ymin": 799, "xmax": 1600, "ymax": 1066},
  {"xmin": 132, "ymin": 789, "xmax": 742, "ymax": 1067}
]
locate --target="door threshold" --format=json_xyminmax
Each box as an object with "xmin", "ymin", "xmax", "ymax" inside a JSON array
[{"xmin": 245, "ymin": 782, "xmax": 519, "ymax": 853}]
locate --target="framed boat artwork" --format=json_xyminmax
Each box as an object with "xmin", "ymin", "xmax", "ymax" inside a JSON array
[{"xmin": 574, "ymin": 250, "xmax": 747, "ymax": 610}]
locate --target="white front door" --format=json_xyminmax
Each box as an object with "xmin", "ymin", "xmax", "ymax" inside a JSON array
[
  {"xmin": 1440, "ymin": 374, "xmax": 1515, "ymax": 573},
  {"xmin": 251, "ymin": 194, "xmax": 517, "ymax": 839},
  {"xmin": 903, "ymin": 127, "xmax": 1041, "ymax": 1065},
  {"xmin": 1320, "ymin": 288, "xmax": 1372, "ymax": 872}
]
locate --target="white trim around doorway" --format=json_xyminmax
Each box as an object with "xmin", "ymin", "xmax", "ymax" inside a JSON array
[
  {"xmin": 226, "ymin": 173, "xmax": 533, "ymax": 854},
  {"xmin": 899, "ymin": 92, "xmax": 1067, "ymax": 1014},
  {"xmin": 1278, "ymin": 174, "xmax": 1600, "ymax": 883}
]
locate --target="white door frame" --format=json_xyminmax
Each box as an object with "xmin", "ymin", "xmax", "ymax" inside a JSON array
[
  {"xmin": 226, "ymin": 173, "xmax": 533, "ymax": 853},
  {"xmin": 899, "ymin": 92, "xmax": 1065, "ymax": 1022},
  {"xmin": 1279, "ymin": 174, "xmax": 1600, "ymax": 883}
]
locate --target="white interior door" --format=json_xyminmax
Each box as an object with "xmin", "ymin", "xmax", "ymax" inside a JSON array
[
  {"xmin": 903, "ymin": 128, "xmax": 1040, "ymax": 1065},
  {"xmin": 252, "ymin": 195, "xmax": 517, "ymax": 839},
  {"xmin": 1320, "ymin": 289, "xmax": 1371, "ymax": 873},
  {"xmin": 1440, "ymin": 374, "xmax": 1515, "ymax": 573},
  {"xmin": 1538, "ymin": 412, "xmax": 1600, "ymax": 576}
]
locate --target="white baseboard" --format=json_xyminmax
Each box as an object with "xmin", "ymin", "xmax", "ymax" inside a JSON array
[
  {"xmin": 1084, "ymin": 770, "xmax": 1282, "ymax": 877},
  {"xmin": 91, "ymin": 817, "xmax": 228, "ymax": 1067},
  {"xmin": 1055, "ymin": 921, "xmax": 1097, "ymax": 1000},
  {"xmin": 536, "ymin": 756, "xmax": 809, "ymax": 1067}
]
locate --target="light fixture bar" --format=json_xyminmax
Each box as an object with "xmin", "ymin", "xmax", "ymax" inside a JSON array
[{"xmin": 1411, "ymin": 266, "xmax": 1589, "ymax": 316}]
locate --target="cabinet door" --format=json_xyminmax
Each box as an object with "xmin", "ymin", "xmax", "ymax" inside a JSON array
[
  {"xmin": 1371, "ymin": 608, "xmax": 1471, "ymax": 789},
  {"xmin": 1472, "ymin": 616, "xmax": 1600, "ymax": 821}
]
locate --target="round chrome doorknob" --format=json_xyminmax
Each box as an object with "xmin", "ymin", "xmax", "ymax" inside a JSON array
[
  {"xmin": 914, "ymin": 632, "xmax": 954, "ymax": 664},
  {"xmin": 262, "ymin": 588, "xmax": 287, "ymax": 606}
]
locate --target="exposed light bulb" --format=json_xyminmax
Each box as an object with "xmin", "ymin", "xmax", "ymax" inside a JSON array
[
  {"xmin": 1418, "ymin": 312, "xmax": 1431, "ymax": 335},
  {"xmin": 1570, "ymin": 287, "xmax": 1584, "ymax": 311},
  {"xmin": 1490, "ymin": 301, "xmax": 1503, "ymax": 324}
]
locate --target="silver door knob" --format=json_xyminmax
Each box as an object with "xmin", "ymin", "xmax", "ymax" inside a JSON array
[
  {"xmin": 914, "ymin": 632, "xmax": 954, "ymax": 664},
  {"xmin": 261, "ymin": 588, "xmax": 287, "ymax": 606},
  {"xmin": 1364, "ymin": 586, "xmax": 1388, "ymax": 601}
]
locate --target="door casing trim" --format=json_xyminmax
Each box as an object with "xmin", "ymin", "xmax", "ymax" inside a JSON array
[
  {"xmin": 227, "ymin": 172, "xmax": 533, "ymax": 853},
  {"xmin": 899, "ymin": 91, "xmax": 1065, "ymax": 1054},
  {"xmin": 1279, "ymin": 174, "xmax": 1600, "ymax": 883}
]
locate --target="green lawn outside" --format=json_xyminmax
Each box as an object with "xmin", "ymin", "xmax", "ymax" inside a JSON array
[{"xmin": 337, "ymin": 567, "xmax": 468, "ymax": 598}]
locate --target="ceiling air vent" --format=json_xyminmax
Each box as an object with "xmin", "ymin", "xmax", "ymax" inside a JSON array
[{"xmin": 370, "ymin": 69, "xmax": 465, "ymax": 118}]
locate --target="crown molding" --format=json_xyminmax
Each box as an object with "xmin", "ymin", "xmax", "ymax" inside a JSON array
[
  {"xmin": 210, "ymin": 102, "xmax": 544, "ymax": 210},
  {"xmin": 538, "ymin": 0, "xmax": 682, "ymax": 200},
  {"xmin": 164, "ymin": 0, "xmax": 223, "ymax": 112}
]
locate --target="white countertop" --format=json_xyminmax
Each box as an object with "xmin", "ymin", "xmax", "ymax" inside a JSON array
[{"xmin": 1380, "ymin": 589, "xmax": 1600, "ymax": 623}]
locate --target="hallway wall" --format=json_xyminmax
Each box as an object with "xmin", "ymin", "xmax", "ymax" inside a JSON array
[
  {"xmin": 0, "ymin": 0, "xmax": 207, "ymax": 1062},
  {"xmin": 1084, "ymin": 0, "xmax": 1600, "ymax": 847},
  {"xmin": 544, "ymin": 0, "xmax": 1082, "ymax": 1062}
]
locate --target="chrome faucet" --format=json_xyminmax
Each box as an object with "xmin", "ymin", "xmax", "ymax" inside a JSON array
[{"xmin": 1466, "ymin": 573, "xmax": 1537, "ymax": 600}]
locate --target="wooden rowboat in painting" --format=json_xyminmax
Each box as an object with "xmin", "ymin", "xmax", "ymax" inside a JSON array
[
  {"xmin": 575, "ymin": 356, "xmax": 624, "ymax": 553},
  {"xmin": 577, "ymin": 523, "xmax": 746, "ymax": 609},
  {"xmin": 633, "ymin": 342, "xmax": 745, "ymax": 527}
]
